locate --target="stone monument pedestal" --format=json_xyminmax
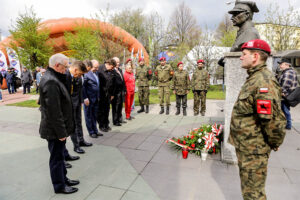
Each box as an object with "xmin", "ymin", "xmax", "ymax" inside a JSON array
[{"xmin": 221, "ymin": 52, "xmax": 273, "ymax": 164}]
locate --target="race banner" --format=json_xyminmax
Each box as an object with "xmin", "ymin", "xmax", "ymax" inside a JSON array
[
  {"xmin": 0, "ymin": 49, "xmax": 8, "ymax": 71},
  {"xmin": 6, "ymin": 48, "xmax": 21, "ymax": 77}
]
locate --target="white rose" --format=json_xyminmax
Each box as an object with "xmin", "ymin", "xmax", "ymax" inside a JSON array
[{"xmin": 198, "ymin": 138, "xmax": 202, "ymax": 143}]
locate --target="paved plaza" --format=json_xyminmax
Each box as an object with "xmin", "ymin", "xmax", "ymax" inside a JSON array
[{"xmin": 0, "ymin": 99, "xmax": 300, "ymax": 200}]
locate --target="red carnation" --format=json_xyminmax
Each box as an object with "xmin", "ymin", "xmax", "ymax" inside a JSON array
[
  {"xmin": 183, "ymin": 141, "xmax": 186, "ymax": 145},
  {"xmin": 177, "ymin": 139, "xmax": 181, "ymax": 143},
  {"xmin": 191, "ymin": 144, "xmax": 195, "ymax": 148},
  {"xmin": 187, "ymin": 135, "xmax": 189, "ymax": 139},
  {"xmin": 191, "ymin": 135, "xmax": 195, "ymax": 139}
]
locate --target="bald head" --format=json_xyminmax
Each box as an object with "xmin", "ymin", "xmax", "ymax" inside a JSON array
[
  {"xmin": 91, "ymin": 59, "xmax": 99, "ymax": 73},
  {"xmin": 113, "ymin": 57, "xmax": 120, "ymax": 68}
]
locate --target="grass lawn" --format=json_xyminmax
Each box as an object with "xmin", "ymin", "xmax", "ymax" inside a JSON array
[
  {"xmin": 7, "ymin": 99, "xmax": 40, "ymax": 108},
  {"xmin": 7, "ymin": 85, "xmax": 225, "ymax": 108}
]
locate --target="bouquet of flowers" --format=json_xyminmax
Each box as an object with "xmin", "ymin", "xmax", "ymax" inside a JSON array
[{"xmin": 166, "ymin": 124, "xmax": 223, "ymax": 159}]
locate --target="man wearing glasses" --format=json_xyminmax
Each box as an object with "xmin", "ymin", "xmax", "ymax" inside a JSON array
[{"xmin": 39, "ymin": 53, "xmax": 80, "ymax": 194}]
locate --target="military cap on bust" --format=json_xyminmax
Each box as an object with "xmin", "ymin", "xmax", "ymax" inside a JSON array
[{"xmin": 228, "ymin": 0, "xmax": 259, "ymax": 14}]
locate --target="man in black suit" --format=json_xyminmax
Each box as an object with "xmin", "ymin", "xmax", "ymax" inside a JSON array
[
  {"xmin": 97, "ymin": 59, "xmax": 116, "ymax": 132},
  {"xmin": 83, "ymin": 60, "xmax": 102, "ymax": 138},
  {"xmin": 111, "ymin": 57, "xmax": 126, "ymax": 126},
  {"xmin": 39, "ymin": 53, "xmax": 79, "ymax": 194},
  {"xmin": 65, "ymin": 61, "xmax": 92, "ymax": 154}
]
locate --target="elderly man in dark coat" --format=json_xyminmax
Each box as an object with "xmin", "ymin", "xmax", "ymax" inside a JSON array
[{"xmin": 39, "ymin": 53, "xmax": 79, "ymax": 194}]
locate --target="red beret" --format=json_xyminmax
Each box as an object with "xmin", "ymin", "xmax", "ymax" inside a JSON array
[
  {"xmin": 126, "ymin": 58, "xmax": 132, "ymax": 64},
  {"xmin": 241, "ymin": 39, "xmax": 271, "ymax": 55},
  {"xmin": 138, "ymin": 58, "xmax": 144, "ymax": 62},
  {"xmin": 197, "ymin": 59, "xmax": 205, "ymax": 64},
  {"xmin": 159, "ymin": 57, "xmax": 166, "ymax": 61},
  {"xmin": 177, "ymin": 61, "xmax": 183, "ymax": 67}
]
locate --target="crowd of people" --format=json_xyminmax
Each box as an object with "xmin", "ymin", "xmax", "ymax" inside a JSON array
[
  {"xmin": 2, "ymin": 39, "xmax": 298, "ymax": 197},
  {"xmin": 36, "ymin": 52, "xmax": 214, "ymax": 194}
]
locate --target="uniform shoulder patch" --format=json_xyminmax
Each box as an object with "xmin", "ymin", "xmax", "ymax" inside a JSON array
[
  {"xmin": 257, "ymin": 100, "xmax": 272, "ymax": 114},
  {"xmin": 259, "ymin": 88, "xmax": 268, "ymax": 93}
]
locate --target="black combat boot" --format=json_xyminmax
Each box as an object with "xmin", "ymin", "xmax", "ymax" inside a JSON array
[
  {"xmin": 137, "ymin": 105, "xmax": 145, "ymax": 113},
  {"xmin": 175, "ymin": 107, "xmax": 180, "ymax": 115},
  {"xmin": 166, "ymin": 106, "xmax": 170, "ymax": 115},
  {"xmin": 145, "ymin": 105, "xmax": 149, "ymax": 113},
  {"xmin": 183, "ymin": 108, "xmax": 187, "ymax": 116},
  {"xmin": 159, "ymin": 107, "xmax": 164, "ymax": 114}
]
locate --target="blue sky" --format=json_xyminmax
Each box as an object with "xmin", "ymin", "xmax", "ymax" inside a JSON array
[{"xmin": 0, "ymin": 0, "xmax": 299, "ymax": 38}]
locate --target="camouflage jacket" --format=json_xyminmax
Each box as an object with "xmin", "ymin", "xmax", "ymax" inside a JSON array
[
  {"xmin": 171, "ymin": 70, "xmax": 190, "ymax": 95},
  {"xmin": 155, "ymin": 64, "xmax": 173, "ymax": 86},
  {"xmin": 229, "ymin": 64, "xmax": 286, "ymax": 154},
  {"xmin": 191, "ymin": 68, "xmax": 209, "ymax": 91},
  {"xmin": 136, "ymin": 65, "xmax": 152, "ymax": 87}
]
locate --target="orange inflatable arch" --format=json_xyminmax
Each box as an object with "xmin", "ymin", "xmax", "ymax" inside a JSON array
[
  {"xmin": 0, "ymin": 17, "xmax": 149, "ymax": 64},
  {"xmin": 0, "ymin": 18, "xmax": 149, "ymax": 89}
]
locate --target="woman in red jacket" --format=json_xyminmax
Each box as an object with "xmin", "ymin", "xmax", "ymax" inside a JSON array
[{"xmin": 124, "ymin": 64, "xmax": 135, "ymax": 120}]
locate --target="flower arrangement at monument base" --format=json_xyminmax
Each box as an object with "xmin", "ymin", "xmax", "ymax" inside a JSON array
[{"xmin": 166, "ymin": 124, "xmax": 223, "ymax": 160}]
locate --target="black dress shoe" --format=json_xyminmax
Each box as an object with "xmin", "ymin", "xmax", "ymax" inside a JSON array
[
  {"xmin": 65, "ymin": 162, "xmax": 72, "ymax": 169},
  {"xmin": 65, "ymin": 155, "xmax": 80, "ymax": 161},
  {"xmin": 113, "ymin": 122, "xmax": 122, "ymax": 126},
  {"xmin": 97, "ymin": 132, "xmax": 104, "ymax": 136},
  {"xmin": 106, "ymin": 126, "xmax": 112, "ymax": 131},
  {"xmin": 66, "ymin": 178, "xmax": 80, "ymax": 186},
  {"xmin": 100, "ymin": 127, "xmax": 108, "ymax": 132},
  {"xmin": 126, "ymin": 117, "xmax": 131, "ymax": 120},
  {"xmin": 55, "ymin": 186, "xmax": 78, "ymax": 194},
  {"xmin": 74, "ymin": 147, "xmax": 85, "ymax": 154},
  {"xmin": 90, "ymin": 134, "xmax": 98, "ymax": 138},
  {"xmin": 79, "ymin": 141, "xmax": 93, "ymax": 147}
]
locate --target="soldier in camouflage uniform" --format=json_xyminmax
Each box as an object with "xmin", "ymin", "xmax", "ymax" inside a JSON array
[
  {"xmin": 171, "ymin": 61, "xmax": 190, "ymax": 116},
  {"xmin": 155, "ymin": 57, "xmax": 174, "ymax": 115},
  {"xmin": 136, "ymin": 58, "xmax": 152, "ymax": 113},
  {"xmin": 191, "ymin": 59, "xmax": 209, "ymax": 116},
  {"xmin": 228, "ymin": 39, "xmax": 286, "ymax": 200}
]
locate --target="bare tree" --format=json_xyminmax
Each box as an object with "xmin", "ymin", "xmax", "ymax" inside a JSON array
[
  {"xmin": 259, "ymin": 2, "xmax": 300, "ymax": 51},
  {"xmin": 183, "ymin": 28, "xmax": 229, "ymax": 84},
  {"xmin": 166, "ymin": 2, "xmax": 201, "ymax": 47}
]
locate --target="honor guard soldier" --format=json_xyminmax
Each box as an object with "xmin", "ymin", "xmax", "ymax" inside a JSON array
[
  {"xmin": 191, "ymin": 59, "xmax": 209, "ymax": 116},
  {"xmin": 155, "ymin": 57, "xmax": 174, "ymax": 115},
  {"xmin": 171, "ymin": 61, "xmax": 190, "ymax": 116},
  {"xmin": 136, "ymin": 58, "xmax": 152, "ymax": 113},
  {"xmin": 229, "ymin": 39, "xmax": 286, "ymax": 200}
]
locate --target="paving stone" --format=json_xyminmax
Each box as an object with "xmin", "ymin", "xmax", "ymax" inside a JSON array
[
  {"xmin": 137, "ymin": 141, "xmax": 162, "ymax": 152},
  {"xmin": 121, "ymin": 191, "xmax": 160, "ymax": 200},
  {"xmin": 284, "ymin": 168, "xmax": 300, "ymax": 184},
  {"xmin": 119, "ymin": 148, "xmax": 155, "ymax": 162},
  {"xmin": 85, "ymin": 186, "xmax": 125, "ymax": 200}
]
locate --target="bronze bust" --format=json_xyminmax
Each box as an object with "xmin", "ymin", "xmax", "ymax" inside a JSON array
[{"xmin": 229, "ymin": 1, "xmax": 260, "ymax": 52}]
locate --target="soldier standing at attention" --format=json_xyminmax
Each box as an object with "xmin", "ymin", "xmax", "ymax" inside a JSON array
[
  {"xmin": 155, "ymin": 57, "xmax": 173, "ymax": 115},
  {"xmin": 136, "ymin": 58, "xmax": 152, "ymax": 114},
  {"xmin": 229, "ymin": 39, "xmax": 286, "ymax": 200},
  {"xmin": 171, "ymin": 61, "xmax": 190, "ymax": 116},
  {"xmin": 191, "ymin": 59, "xmax": 209, "ymax": 116}
]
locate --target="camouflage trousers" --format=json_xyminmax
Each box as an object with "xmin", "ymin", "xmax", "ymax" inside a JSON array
[
  {"xmin": 193, "ymin": 90, "xmax": 206, "ymax": 114},
  {"xmin": 236, "ymin": 150, "xmax": 270, "ymax": 200},
  {"xmin": 138, "ymin": 86, "xmax": 150, "ymax": 106},
  {"xmin": 176, "ymin": 95, "xmax": 187, "ymax": 108},
  {"xmin": 158, "ymin": 86, "xmax": 170, "ymax": 106}
]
